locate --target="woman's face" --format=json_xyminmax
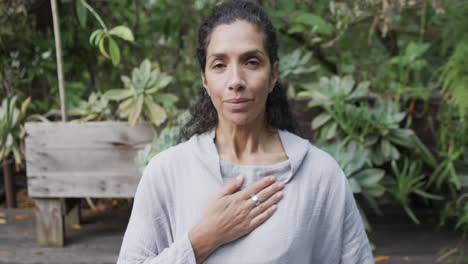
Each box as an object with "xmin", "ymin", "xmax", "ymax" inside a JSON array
[{"xmin": 202, "ymin": 20, "xmax": 278, "ymax": 127}]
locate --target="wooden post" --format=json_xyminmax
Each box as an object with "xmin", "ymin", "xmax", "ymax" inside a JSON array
[
  {"xmin": 2, "ymin": 158, "xmax": 16, "ymax": 208},
  {"xmin": 64, "ymin": 198, "xmax": 81, "ymax": 227},
  {"xmin": 34, "ymin": 198, "xmax": 65, "ymax": 247}
]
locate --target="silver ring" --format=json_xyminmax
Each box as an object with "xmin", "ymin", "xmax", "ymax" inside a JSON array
[{"xmin": 251, "ymin": 195, "xmax": 260, "ymax": 206}]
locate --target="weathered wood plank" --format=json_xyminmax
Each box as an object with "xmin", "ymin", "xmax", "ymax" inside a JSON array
[
  {"xmin": 27, "ymin": 172, "xmax": 140, "ymax": 197},
  {"xmin": 26, "ymin": 148, "xmax": 141, "ymax": 174},
  {"xmin": 34, "ymin": 199, "xmax": 64, "ymax": 247},
  {"xmin": 24, "ymin": 122, "xmax": 153, "ymax": 198},
  {"xmin": 25, "ymin": 122, "xmax": 155, "ymax": 149}
]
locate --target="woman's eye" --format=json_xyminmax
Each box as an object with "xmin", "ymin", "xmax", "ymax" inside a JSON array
[
  {"xmin": 247, "ymin": 60, "xmax": 259, "ymax": 66},
  {"xmin": 213, "ymin": 63, "xmax": 225, "ymax": 69}
]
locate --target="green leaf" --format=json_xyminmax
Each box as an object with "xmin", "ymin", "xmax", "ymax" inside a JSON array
[
  {"xmin": 144, "ymin": 96, "xmax": 167, "ymax": 126},
  {"xmin": 128, "ymin": 94, "xmax": 144, "ymax": 126},
  {"xmin": 403, "ymin": 205, "xmax": 420, "ymax": 224},
  {"xmin": 98, "ymin": 37, "xmax": 110, "ymax": 58},
  {"xmin": 413, "ymin": 189, "xmax": 444, "ymax": 200},
  {"xmin": 325, "ymin": 122, "xmax": 337, "ymax": 140},
  {"xmin": 104, "ymin": 89, "xmax": 133, "ymax": 101},
  {"xmin": 109, "ymin": 37, "xmax": 120, "ymax": 66},
  {"xmin": 287, "ymin": 24, "xmax": 306, "ymax": 34},
  {"xmin": 154, "ymin": 93, "xmax": 179, "ymax": 105},
  {"xmin": 348, "ymin": 178, "xmax": 362, "ymax": 193},
  {"xmin": 76, "ymin": 0, "xmax": 87, "ymax": 28},
  {"xmin": 109, "ymin": 25, "xmax": 135, "ymax": 42},
  {"xmin": 312, "ymin": 112, "xmax": 331, "ymax": 130},
  {"xmin": 354, "ymin": 169, "xmax": 385, "ymax": 187},
  {"xmin": 363, "ymin": 185, "xmax": 386, "ymax": 197},
  {"xmin": 277, "ymin": 0, "xmax": 295, "ymax": 12},
  {"xmin": 119, "ymin": 97, "xmax": 136, "ymax": 118},
  {"xmin": 380, "ymin": 139, "xmax": 392, "ymax": 159},
  {"xmin": 295, "ymin": 13, "xmax": 334, "ymax": 36}
]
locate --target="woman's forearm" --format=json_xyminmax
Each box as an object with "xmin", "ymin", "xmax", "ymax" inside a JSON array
[{"xmin": 189, "ymin": 226, "xmax": 218, "ymax": 264}]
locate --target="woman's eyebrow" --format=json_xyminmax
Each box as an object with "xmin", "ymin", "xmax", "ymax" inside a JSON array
[
  {"xmin": 208, "ymin": 49, "xmax": 266, "ymax": 60},
  {"xmin": 242, "ymin": 49, "xmax": 266, "ymax": 58}
]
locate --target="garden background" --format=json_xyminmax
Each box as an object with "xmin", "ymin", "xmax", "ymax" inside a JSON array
[{"xmin": 1, "ymin": 0, "xmax": 468, "ymax": 263}]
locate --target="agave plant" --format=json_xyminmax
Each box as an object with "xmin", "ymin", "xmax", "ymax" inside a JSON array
[
  {"xmin": 0, "ymin": 96, "xmax": 30, "ymax": 169},
  {"xmin": 104, "ymin": 59, "xmax": 178, "ymax": 127},
  {"xmin": 299, "ymin": 75, "xmax": 436, "ymax": 167}
]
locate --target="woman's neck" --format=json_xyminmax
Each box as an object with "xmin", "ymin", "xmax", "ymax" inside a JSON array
[{"xmin": 214, "ymin": 119, "xmax": 285, "ymax": 165}]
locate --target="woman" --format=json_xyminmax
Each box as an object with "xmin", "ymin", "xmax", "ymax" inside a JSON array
[{"xmin": 118, "ymin": 1, "xmax": 374, "ymax": 263}]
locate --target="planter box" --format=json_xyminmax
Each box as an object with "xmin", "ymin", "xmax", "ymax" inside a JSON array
[{"xmin": 24, "ymin": 121, "xmax": 154, "ymax": 246}]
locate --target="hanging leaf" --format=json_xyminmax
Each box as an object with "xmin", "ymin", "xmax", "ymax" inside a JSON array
[
  {"xmin": 98, "ymin": 37, "xmax": 110, "ymax": 59},
  {"xmin": 76, "ymin": 0, "xmax": 88, "ymax": 28},
  {"xmin": 109, "ymin": 37, "xmax": 120, "ymax": 66}
]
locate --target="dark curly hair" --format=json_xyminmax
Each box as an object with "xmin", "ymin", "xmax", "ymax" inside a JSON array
[{"xmin": 181, "ymin": 0, "xmax": 298, "ymax": 139}]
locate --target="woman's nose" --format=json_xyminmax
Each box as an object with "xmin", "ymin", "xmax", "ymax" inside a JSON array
[{"xmin": 227, "ymin": 65, "xmax": 246, "ymax": 91}]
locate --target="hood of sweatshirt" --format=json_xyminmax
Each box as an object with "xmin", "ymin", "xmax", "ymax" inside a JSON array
[{"xmin": 190, "ymin": 128, "xmax": 310, "ymax": 186}]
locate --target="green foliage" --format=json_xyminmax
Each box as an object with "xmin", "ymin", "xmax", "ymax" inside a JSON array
[
  {"xmin": 105, "ymin": 59, "xmax": 177, "ymax": 127},
  {"xmin": 81, "ymin": 0, "xmax": 134, "ymax": 66},
  {"xmin": 385, "ymin": 158, "xmax": 443, "ymax": 224},
  {"xmin": 375, "ymin": 42, "xmax": 434, "ymax": 102},
  {"xmin": 438, "ymin": 39, "xmax": 468, "ymax": 119},
  {"xmin": 298, "ymin": 75, "xmax": 435, "ymax": 167},
  {"xmin": 69, "ymin": 92, "xmax": 113, "ymax": 121},
  {"xmin": 440, "ymin": 194, "xmax": 468, "ymax": 232},
  {"xmin": 430, "ymin": 105, "xmax": 468, "ymax": 191},
  {"xmin": 135, "ymin": 111, "xmax": 191, "ymax": 171},
  {"xmin": 0, "ymin": 96, "xmax": 30, "ymax": 168},
  {"xmin": 321, "ymin": 141, "xmax": 385, "ymax": 231}
]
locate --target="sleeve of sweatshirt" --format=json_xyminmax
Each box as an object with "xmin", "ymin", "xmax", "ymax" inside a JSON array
[
  {"xmin": 117, "ymin": 157, "xmax": 197, "ymax": 264},
  {"xmin": 340, "ymin": 170, "xmax": 375, "ymax": 264}
]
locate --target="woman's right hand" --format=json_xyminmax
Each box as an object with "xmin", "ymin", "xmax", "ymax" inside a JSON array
[{"xmin": 188, "ymin": 175, "xmax": 284, "ymax": 263}]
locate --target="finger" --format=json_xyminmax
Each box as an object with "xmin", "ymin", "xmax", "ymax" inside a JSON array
[
  {"xmin": 249, "ymin": 204, "xmax": 277, "ymax": 229},
  {"xmin": 239, "ymin": 176, "xmax": 276, "ymax": 200},
  {"xmin": 217, "ymin": 175, "xmax": 244, "ymax": 198},
  {"xmin": 246, "ymin": 181, "xmax": 284, "ymax": 209},
  {"xmin": 249, "ymin": 190, "xmax": 283, "ymax": 218}
]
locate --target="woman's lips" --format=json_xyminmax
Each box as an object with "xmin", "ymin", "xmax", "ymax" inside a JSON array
[{"xmin": 224, "ymin": 98, "xmax": 252, "ymax": 110}]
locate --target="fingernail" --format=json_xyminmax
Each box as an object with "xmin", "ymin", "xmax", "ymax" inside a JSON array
[{"xmin": 270, "ymin": 176, "xmax": 276, "ymax": 182}]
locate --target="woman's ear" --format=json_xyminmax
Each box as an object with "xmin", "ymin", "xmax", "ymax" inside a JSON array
[
  {"xmin": 202, "ymin": 73, "xmax": 210, "ymax": 96},
  {"xmin": 269, "ymin": 61, "xmax": 279, "ymax": 93}
]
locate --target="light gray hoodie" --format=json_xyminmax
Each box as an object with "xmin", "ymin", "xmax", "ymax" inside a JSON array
[{"xmin": 117, "ymin": 129, "xmax": 374, "ymax": 264}]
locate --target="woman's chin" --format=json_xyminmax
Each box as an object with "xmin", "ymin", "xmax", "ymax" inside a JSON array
[{"xmin": 219, "ymin": 112, "xmax": 263, "ymax": 128}]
